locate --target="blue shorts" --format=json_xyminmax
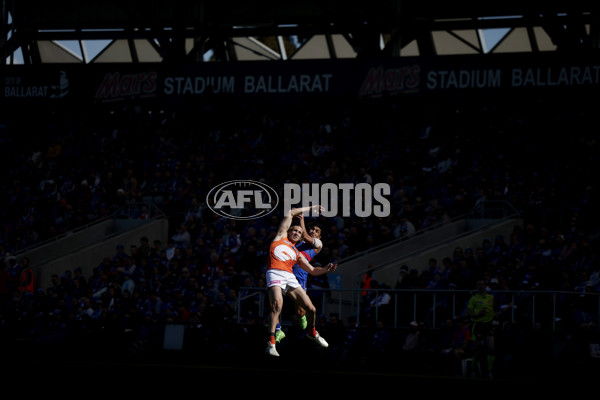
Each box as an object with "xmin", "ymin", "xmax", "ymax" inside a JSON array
[{"xmin": 293, "ymin": 268, "xmax": 308, "ymax": 290}]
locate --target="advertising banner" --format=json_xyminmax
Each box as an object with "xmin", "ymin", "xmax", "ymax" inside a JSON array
[{"xmin": 2, "ymin": 51, "xmax": 600, "ymax": 108}]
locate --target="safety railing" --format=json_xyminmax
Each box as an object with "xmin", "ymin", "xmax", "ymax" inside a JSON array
[{"xmin": 236, "ymin": 287, "xmax": 600, "ymax": 332}]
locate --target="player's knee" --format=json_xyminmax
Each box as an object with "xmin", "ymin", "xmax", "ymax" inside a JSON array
[
  {"xmin": 270, "ymin": 300, "xmax": 282, "ymax": 313},
  {"xmin": 305, "ymin": 304, "xmax": 316, "ymax": 315}
]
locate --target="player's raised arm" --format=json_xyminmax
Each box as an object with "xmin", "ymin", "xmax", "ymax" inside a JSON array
[
  {"xmin": 274, "ymin": 205, "xmax": 324, "ymax": 241},
  {"xmin": 297, "ymin": 213, "xmax": 323, "ymax": 251}
]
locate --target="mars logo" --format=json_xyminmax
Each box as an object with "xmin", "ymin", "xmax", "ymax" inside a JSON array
[{"xmin": 206, "ymin": 180, "xmax": 279, "ymax": 220}]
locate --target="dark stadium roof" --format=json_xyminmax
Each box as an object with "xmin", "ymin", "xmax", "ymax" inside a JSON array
[{"xmin": 2, "ymin": 1, "xmax": 598, "ymax": 63}]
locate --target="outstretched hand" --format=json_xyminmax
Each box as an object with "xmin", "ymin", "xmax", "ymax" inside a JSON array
[{"xmin": 307, "ymin": 205, "xmax": 325, "ymax": 216}]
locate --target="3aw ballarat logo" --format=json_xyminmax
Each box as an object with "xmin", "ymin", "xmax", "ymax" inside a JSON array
[{"xmin": 206, "ymin": 180, "xmax": 279, "ymax": 220}]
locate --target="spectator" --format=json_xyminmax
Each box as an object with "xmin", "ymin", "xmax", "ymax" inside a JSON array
[{"xmin": 0, "ymin": 85, "xmax": 598, "ymax": 379}]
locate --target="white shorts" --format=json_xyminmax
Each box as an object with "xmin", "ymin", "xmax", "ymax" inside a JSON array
[{"xmin": 266, "ymin": 269, "xmax": 301, "ymax": 295}]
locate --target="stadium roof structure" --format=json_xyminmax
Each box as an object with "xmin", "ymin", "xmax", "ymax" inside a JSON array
[{"xmin": 1, "ymin": 1, "xmax": 598, "ymax": 64}]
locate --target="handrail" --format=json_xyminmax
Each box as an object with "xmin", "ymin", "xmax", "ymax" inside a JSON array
[
  {"xmin": 236, "ymin": 290, "xmax": 265, "ymax": 322},
  {"xmin": 12, "ymin": 201, "xmax": 165, "ymax": 257},
  {"xmin": 336, "ymin": 200, "xmax": 520, "ymax": 268},
  {"xmin": 236, "ymin": 287, "xmax": 600, "ymax": 332}
]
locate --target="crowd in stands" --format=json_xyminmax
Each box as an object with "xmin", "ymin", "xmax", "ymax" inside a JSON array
[{"xmin": 1, "ymin": 90, "xmax": 599, "ymax": 375}]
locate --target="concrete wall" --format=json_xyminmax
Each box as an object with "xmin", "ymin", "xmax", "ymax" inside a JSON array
[
  {"xmin": 373, "ymin": 218, "xmax": 523, "ymax": 287},
  {"xmin": 329, "ymin": 217, "xmax": 523, "ymax": 304},
  {"xmin": 23, "ymin": 218, "xmax": 169, "ymax": 290}
]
